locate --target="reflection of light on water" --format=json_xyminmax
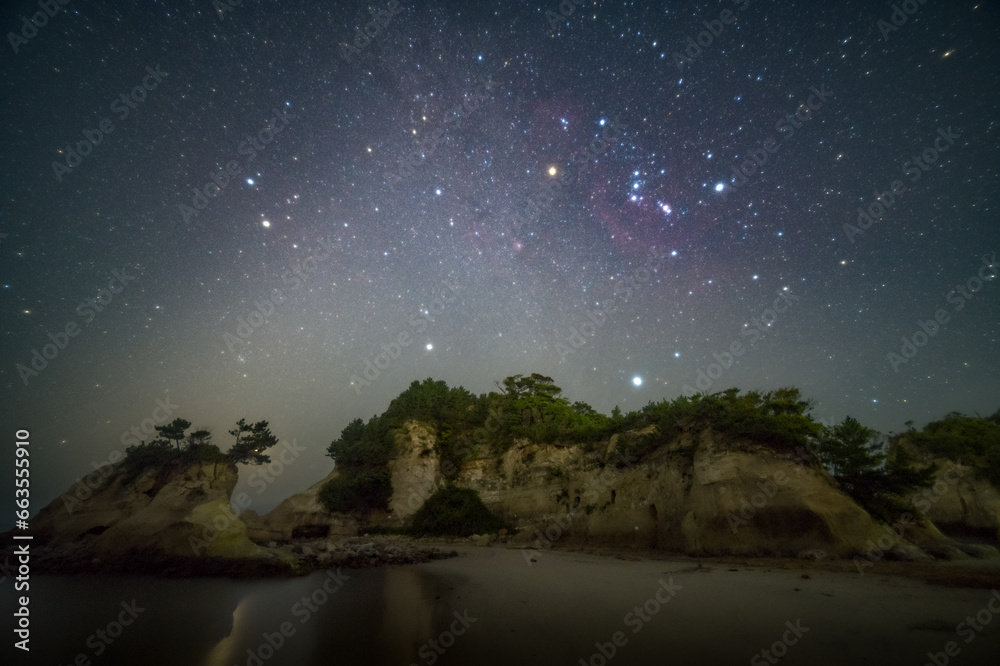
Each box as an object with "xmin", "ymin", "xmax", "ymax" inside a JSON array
[
  {"xmin": 202, "ymin": 597, "xmax": 250, "ymax": 666},
  {"xmin": 379, "ymin": 569, "xmax": 435, "ymax": 663}
]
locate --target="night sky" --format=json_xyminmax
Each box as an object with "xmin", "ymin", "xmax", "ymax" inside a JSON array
[{"xmin": 2, "ymin": 0, "xmax": 998, "ymax": 519}]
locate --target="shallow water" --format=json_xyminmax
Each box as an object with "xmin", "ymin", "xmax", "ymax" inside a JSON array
[
  {"xmin": 12, "ymin": 566, "xmax": 460, "ymax": 666},
  {"xmin": 8, "ymin": 548, "xmax": 1000, "ymax": 666}
]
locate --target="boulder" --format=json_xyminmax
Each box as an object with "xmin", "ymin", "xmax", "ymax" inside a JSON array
[{"xmin": 26, "ymin": 460, "xmax": 293, "ymax": 574}]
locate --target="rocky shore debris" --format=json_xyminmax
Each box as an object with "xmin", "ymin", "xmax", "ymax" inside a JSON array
[{"xmin": 281, "ymin": 535, "xmax": 459, "ymax": 569}]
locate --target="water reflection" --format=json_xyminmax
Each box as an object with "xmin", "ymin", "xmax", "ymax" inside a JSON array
[
  {"xmin": 377, "ymin": 567, "xmax": 445, "ymax": 664},
  {"xmin": 15, "ymin": 565, "xmax": 473, "ymax": 666},
  {"xmin": 202, "ymin": 596, "xmax": 247, "ymax": 666}
]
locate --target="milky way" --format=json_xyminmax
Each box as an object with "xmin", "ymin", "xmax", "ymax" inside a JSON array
[{"xmin": 1, "ymin": 0, "xmax": 998, "ymax": 513}]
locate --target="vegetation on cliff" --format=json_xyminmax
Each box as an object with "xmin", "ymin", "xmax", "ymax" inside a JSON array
[
  {"xmin": 900, "ymin": 410, "xmax": 1000, "ymax": 488},
  {"xmin": 321, "ymin": 375, "xmax": 948, "ymax": 526},
  {"xmin": 322, "ymin": 374, "xmax": 613, "ymax": 512},
  {"xmin": 815, "ymin": 417, "xmax": 937, "ymax": 521},
  {"xmin": 321, "ymin": 378, "xmax": 484, "ymax": 512},
  {"xmin": 119, "ymin": 417, "xmax": 279, "ymax": 484},
  {"xmin": 620, "ymin": 387, "xmax": 822, "ymax": 459}
]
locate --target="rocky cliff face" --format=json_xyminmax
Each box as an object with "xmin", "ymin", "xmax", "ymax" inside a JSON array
[
  {"xmin": 242, "ymin": 423, "xmax": 441, "ymax": 542},
  {"xmin": 906, "ymin": 458, "xmax": 1000, "ymax": 543},
  {"xmin": 30, "ymin": 459, "xmax": 291, "ymax": 571},
  {"xmin": 238, "ymin": 420, "xmax": 999, "ymax": 560},
  {"xmin": 260, "ymin": 421, "xmax": 965, "ymax": 559},
  {"xmin": 451, "ymin": 427, "xmax": 898, "ymax": 558},
  {"xmin": 241, "ymin": 467, "xmax": 358, "ymax": 542}
]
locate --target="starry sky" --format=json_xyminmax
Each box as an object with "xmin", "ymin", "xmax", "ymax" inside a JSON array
[{"xmin": 2, "ymin": 0, "xmax": 998, "ymax": 519}]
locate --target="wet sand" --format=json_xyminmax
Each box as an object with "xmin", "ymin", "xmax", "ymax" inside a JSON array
[{"xmin": 397, "ymin": 545, "xmax": 1000, "ymax": 666}]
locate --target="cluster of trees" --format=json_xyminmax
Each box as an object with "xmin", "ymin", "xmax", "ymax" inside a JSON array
[
  {"xmin": 320, "ymin": 378, "xmax": 484, "ymax": 512},
  {"xmin": 625, "ymin": 387, "xmax": 822, "ymax": 457},
  {"xmin": 813, "ymin": 417, "xmax": 936, "ymax": 522},
  {"xmin": 408, "ymin": 486, "xmax": 507, "ymax": 537},
  {"xmin": 902, "ymin": 409, "xmax": 1000, "ymax": 488},
  {"xmin": 322, "ymin": 373, "xmax": 996, "ymax": 524},
  {"xmin": 119, "ymin": 417, "xmax": 279, "ymax": 483}
]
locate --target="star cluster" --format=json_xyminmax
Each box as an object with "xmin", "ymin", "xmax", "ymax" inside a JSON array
[{"xmin": 1, "ymin": 0, "xmax": 998, "ymax": 511}]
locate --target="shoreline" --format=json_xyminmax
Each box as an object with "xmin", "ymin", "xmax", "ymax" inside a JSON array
[{"xmin": 22, "ymin": 531, "xmax": 1000, "ymax": 589}]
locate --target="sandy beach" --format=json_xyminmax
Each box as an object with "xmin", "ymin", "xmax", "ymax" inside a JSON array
[
  {"xmin": 10, "ymin": 544, "xmax": 1000, "ymax": 666},
  {"xmin": 384, "ymin": 545, "xmax": 1000, "ymax": 666}
]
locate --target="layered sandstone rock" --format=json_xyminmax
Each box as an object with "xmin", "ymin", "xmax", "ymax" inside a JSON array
[
  {"xmin": 906, "ymin": 459, "xmax": 1000, "ymax": 543},
  {"xmin": 30, "ymin": 459, "xmax": 289, "ymax": 569}
]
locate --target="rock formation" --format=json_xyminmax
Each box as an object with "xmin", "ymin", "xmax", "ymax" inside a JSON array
[
  {"xmin": 906, "ymin": 458, "xmax": 1000, "ymax": 544},
  {"xmin": 454, "ymin": 426, "xmax": 901, "ymax": 558},
  {"xmin": 241, "ymin": 467, "xmax": 359, "ymax": 542},
  {"xmin": 27, "ymin": 459, "xmax": 294, "ymax": 574},
  {"xmin": 256, "ymin": 420, "xmax": 997, "ymax": 561},
  {"xmin": 28, "ymin": 418, "xmax": 998, "ymax": 574}
]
